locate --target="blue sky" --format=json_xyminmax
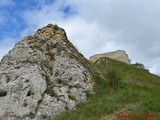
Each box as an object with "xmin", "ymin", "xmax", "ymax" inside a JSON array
[
  {"xmin": 1, "ymin": 0, "xmax": 160, "ymax": 75},
  {"xmin": 0, "ymin": 0, "xmax": 74, "ymax": 40},
  {"xmin": 0, "ymin": 0, "xmax": 77, "ymax": 59}
]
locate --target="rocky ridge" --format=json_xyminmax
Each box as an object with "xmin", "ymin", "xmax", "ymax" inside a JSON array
[
  {"xmin": 0, "ymin": 24, "xmax": 94, "ymax": 120},
  {"xmin": 90, "ymin": 50, "xmax": 147, "ymax": 71},
  {"xmin": 89, "ymin": 50, "xmax": 130, "ymax": 64}
]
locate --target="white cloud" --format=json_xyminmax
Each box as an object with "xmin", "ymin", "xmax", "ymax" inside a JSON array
[
  {"xmin": 2, "ymin": 0, "xmax": 159, "ymax": 75},
  {"xmin": 0, "ymin": 0, "xmax": 14, "ymax": 7},
  {"xmin": 0, "ymin": 14, "xmax": 5, "ymax": 24},
  {"xmin": 0, "ymin": 0, "xmax": 14, "ymax": 25},
  {"xmin": 60, "ymin": 18, "xmax": 121, "ymax": 57},
  {"xmin": 0, "ymin": 38, "xmax": 17, "ymax": 60},
  {"xmin": 149, "ymin": 64, "xmax": 160, "ymax": 75}
]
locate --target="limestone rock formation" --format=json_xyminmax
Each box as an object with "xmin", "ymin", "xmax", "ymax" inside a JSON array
[
  {"xmin": 133, "ymin": 62, "xmax": 145, "ymax": 69},
  {"xmin": 89, "ymin": 50, "xmax": 130, "ymax": 64},
  {"xmin": 0, "ymin": 24, "xmax": 94, "ymax": 120},
  {"xmin": 133, "ymin": 62, "xmax": 149, "ymax": 72}
]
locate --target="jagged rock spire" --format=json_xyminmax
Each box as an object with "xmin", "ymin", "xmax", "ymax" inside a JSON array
[{"xmin": 34, "ymin": 24, "xmax": 66, "ymax": 42}]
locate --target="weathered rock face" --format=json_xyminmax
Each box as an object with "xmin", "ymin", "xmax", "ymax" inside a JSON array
[
  {"xmin": 0, "ymin": 24, "xmax": 94, "ymax": 120},
  {"xmin": 89, "ymin": 50, "xmax": 130, "ymax": 64},
  {"xmin": 133, "ymin": 62, "xmax": 145, "ymax": 69}
]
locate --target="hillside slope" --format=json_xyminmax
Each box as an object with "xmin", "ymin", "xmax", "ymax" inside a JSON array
[{"xmin": 55, "ymin": 57, "xmax": 160, "ymax": 120}]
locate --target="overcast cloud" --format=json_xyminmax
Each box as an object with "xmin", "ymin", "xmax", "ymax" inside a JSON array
[{"xmin": 0, "ymin": 0, "xmax": 160, "ymax": 75}]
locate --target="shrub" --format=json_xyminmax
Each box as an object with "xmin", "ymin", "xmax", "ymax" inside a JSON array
[
  {"xmin": 53, "ymin": 24, "xmax": 59, "ymax": 30},
  {"xmin": 46, "ymin": 87, "xmax": 56, "ymax": 97},
  {"xmin": 68, "ymin": 95, "xmax": 76, "ymax": 101},
  {"xmin": 107, "ymin": 69, "xmax": 121, "ymax": 91}
]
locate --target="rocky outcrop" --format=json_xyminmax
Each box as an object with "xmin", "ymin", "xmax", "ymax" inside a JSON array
[
  {"xmin": 133, "ymin": 62, "xmax": 145, "ymax": 69},
  {"xmin": 89, "ymin": 50, "xmax": 130, "ymax": 64},
  {"xmin": 0, "ymin": 24, "xmax": 94, "ymax": 120}
]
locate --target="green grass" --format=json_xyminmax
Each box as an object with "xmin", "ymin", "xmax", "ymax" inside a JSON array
[
  {"xmin": 54, "ymin": 75, "xmax": 120, "ymax": 120},
  {"xmin": 55, "ymin": 58, "xmax": 160, "ymax": 120}
]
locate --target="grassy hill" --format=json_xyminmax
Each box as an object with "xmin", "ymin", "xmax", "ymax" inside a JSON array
[{"xmin": 55, "ymin": 57, "xmax": 160, "ymax": 120}]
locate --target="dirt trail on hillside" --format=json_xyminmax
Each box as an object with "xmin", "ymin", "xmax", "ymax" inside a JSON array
[{"xmin": 100, "ymin": 103, "xmax": 135, "ymax": 120}]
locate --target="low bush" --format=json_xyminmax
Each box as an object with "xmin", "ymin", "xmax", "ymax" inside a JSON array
[{"xmin": 107, "ymin": 69, "xmax": 121, "ymax": 91}]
